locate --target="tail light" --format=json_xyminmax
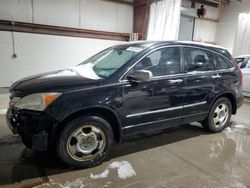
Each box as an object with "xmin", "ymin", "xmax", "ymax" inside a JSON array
[
  {"xmin": 240, "ymin": 69, "xmax": 243, "ymax": 86},
  {"xmin": 232, "ymin": 57, "xmax": 243, "ymax": 86}
]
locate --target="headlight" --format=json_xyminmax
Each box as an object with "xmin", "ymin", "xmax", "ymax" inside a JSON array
[{"xmin": 15, "ymin": 93, "xmax": 61, "ymax": 111}]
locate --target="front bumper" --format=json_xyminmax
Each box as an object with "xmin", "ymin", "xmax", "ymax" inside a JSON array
[{"xmin": 6, "ymin": 107, "xmax": 55, "ymax": 151}]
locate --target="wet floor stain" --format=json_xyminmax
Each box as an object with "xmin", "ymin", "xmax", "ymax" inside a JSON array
[{"xmin": 1, "ymin": 115, "xmax": 250, "ymax": 187}]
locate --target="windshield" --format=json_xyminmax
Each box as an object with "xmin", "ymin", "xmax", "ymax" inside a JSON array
[{"xmin": 73, "ymin": 45, "xmax": 146, "ymax": 79}]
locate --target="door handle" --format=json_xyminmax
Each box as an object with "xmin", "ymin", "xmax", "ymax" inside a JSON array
[
  {"xmin": 168, "ymin": 79, "xmax": 183, "ymax": 85},
  {"xmin": 212, "ymin": 74, "xmax": 221, "ymax": 79}
]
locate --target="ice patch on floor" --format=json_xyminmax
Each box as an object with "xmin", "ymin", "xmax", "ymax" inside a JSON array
[
  {"xmin": 35, "ymin": 161, "xmax": 135, "ymax": 188},
  {"xmin": 90, "ymin": 161, "xmax": 136, "ymax": 180},
  {"xmin": 109, "ymin": 161, "xmax": 136, "ymax": 179},
  {"xmin": 90, "ymin": 169, "xmax": 110, "ymax": 179}
]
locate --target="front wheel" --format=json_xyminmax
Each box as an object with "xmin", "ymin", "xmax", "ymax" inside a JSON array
[
  {"xmin": 57, "ymin": 115, "xmax": 113, "ymax": 168},
  {"xmin": 203, "ymin": 97, "xmax": 232, "ymax": 133}
]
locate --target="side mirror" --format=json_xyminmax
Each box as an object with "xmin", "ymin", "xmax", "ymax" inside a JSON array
[{"xmin": 127, "ymin": 70, "xmax": 153, "ymax": 82}]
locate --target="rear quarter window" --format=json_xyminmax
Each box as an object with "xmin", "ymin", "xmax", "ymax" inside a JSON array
[{"xmin": 214, "ymin": 54, "xmax": 234, "ymax": 70}]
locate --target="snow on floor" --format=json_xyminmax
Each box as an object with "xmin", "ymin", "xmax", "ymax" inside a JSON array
[
  {"xmin": 90, "ymin": 169, "xmax": 110, "ymax": 179},
  {"xmin": 90, "ymin": 161, "xmax": 136, "ymax": 180},
  {"xmin": 36, "ymin": 161, "xmax": 136, "ymax": 188},
  {"xmin": 109, "ymin": 161, "xmax": 136, "ymax": 179}
]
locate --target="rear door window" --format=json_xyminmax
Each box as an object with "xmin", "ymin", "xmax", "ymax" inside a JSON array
[{"xmin": 184, "ymin": 47, "xmax": 214, "ymax": 72}]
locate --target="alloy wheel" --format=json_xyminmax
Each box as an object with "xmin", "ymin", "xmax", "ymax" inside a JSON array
[
  {"xmin": 212, "ymin": 103, "xmax": 229, "ymax": 128},
  {"xmin": 66, "ymin": 125, "xmax": 106, "ymax": 162}
]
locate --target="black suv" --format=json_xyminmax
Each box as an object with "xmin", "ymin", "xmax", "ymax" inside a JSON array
[{"xmin": 7, "ymin": 41, "xmax": 244, "ymax": 168}]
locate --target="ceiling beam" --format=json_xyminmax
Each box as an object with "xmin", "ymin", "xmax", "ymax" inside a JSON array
[
  {"xmin": 134, "ymin": 0, "xmax": 149, "ymax": 7},
  {"xmin": 188, "ymin": 0, "xmax": 218, "ymax": 7},
  {"xmin": 102, "ymin": 0, "xmax": 133, "ymax": 6},
  {"xmin": 218, "ymin": 0, "xmax": 230, "ymax": 6},
  {"xmin": 188, "ymin": 0, "xmax": 234, "ymax": 7},
  {"xmin": 0, "ymin": 20, "xmax": 131, "ymax": 41}
]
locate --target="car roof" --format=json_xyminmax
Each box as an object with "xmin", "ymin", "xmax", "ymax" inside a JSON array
[
  {"xmin": 116, "ymin": 40, "xmax": 226, "ymax": 50},
  {"xmin": 234, "ymin": 55, "xmax": 250, "ymax": 58},
  {"xmin": 117, "ymin": 40, "xmax": 231, "ymax": 59},
  {"xmin": 123, "ymin": 40, "xmax": 226, "ymax": 50}
]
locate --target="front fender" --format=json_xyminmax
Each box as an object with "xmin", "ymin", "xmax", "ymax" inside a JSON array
[{"xmin": 44, "ymin": 84, "xmax": 124, "ymax": 122}]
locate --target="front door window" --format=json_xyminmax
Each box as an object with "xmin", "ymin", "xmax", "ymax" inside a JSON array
[{"xmin": 129, "ymin": 47, "xmax": 181, "ymax": 77}]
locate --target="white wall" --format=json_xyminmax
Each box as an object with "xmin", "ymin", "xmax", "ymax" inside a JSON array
[
  {"xmin": 194, "ymin": 4, "xmax": 219, "ymax": 44},
  {"xmin": 193, "ymin": 19, "xmax": 217, "ymax": 43},
  {"xmin": 0, "ymin": 0, "xmax": 133, "ymax": 33},
  {"xmin": 181, "ymin": 0, "xmax": 220, "ymax": 20},
  {"xmin": 0, "ymin": 0, "xmax": 133, "ymax": 87},
  {"xmin": 216, "ymin": 0, "xmax": 250, "ymax": 54},
  {"xmin": 181, "ymin": 0, "xmax": 219, "ymax": 44},
  {"xmin": 0, "ymin": 0, "xmax": 33, "ymax": 23},
  {"xmin": 0, "ymin": 31, "xmax": 122, "ymax": 87}
]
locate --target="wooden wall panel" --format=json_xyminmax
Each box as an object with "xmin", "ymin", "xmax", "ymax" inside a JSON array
[{"xmin": 133, "ymin": 0, "xmax": 150, "ymax": 39}]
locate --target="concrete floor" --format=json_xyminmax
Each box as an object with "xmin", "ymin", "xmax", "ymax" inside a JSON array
[
  {"xmin": 0, "ymin": 88, "xmax": 9, "ymax": 115},
  {"xmin": 0, "ymin": 89, "xmax": 250, "ymax": 188}
]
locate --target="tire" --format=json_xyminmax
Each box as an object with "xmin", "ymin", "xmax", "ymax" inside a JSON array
[
  {"xmin": 203, "ymin": 97, "xmax": 232, "ymax": 133},
  {"xmin": 57, "ymin": 115, "xmax": 113, "ymax": 168}
]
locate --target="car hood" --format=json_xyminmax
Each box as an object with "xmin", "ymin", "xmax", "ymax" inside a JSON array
[{"xmin": 9, "ymin": 68, "xmax": 102, "ymax": 97}]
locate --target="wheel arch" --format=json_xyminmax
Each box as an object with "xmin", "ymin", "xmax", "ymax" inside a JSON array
[
  {"xmin": 55, "ymin": 106, "xmax": 122, "ymax": 142},
  {"xmin": 210, "ymin": 91, "xmax": 237, "ymax": 114}
]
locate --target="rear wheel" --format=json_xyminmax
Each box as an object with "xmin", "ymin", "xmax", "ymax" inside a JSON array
[
  {"xmin": 57, "ymin": 115, "xmax": 113, "ymax": 168},
  {"xmin": 203, "ymin": 97, "xmax": 232, "ymax": 133}
]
